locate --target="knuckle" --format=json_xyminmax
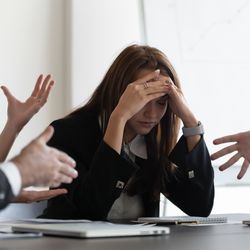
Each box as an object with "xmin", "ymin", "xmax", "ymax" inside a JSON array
[
  {"xmin": 51, "ymin": 171, "xmax": 59, "ymax": 180},
  {"xmin": 134, "ymin": 84, "xmax": 141, "ymax": 91},
  {"xmin": 127, "ymin": 83, "xmax": 134, "ymax": 90}
]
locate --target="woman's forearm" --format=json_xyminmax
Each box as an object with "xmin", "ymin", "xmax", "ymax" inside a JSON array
[
  {"xmin": 103, "ymin": 111, "xmax": 127, "ymax": 154},
  {"xmin": 182, "ymin": 116, "xmax": 201, "ymax": 152}
]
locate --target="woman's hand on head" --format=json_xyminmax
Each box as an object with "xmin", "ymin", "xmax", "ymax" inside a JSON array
[
  {"xmin": 113, "ymin": 69, "xmax": 169, "ymax": 122},
  {"xmin": 1, "ymin": 74, "xmax": 54, "ymax": 132},
  {"xmin": 163, "ymin": 76, "xmax": 201, "ymax": 152},
  {"xmin": 163, "ymin": 76, "xmax": 197, "ymax": 127}
]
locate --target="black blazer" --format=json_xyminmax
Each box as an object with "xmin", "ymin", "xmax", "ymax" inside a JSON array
[
  {"xmin": 0, "ymin": 169, "xmax": 14, "ymax": 210},
  {"xmin": 40, "ymin": 109, "xmax": 214, "ymax": 219}
]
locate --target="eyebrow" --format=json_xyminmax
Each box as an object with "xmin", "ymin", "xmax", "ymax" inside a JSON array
[{"xmin": 158, "ymin": 95, "xmax": 168, "ymax": 101}]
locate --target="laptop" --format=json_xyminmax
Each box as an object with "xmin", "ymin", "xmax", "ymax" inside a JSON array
[
  {"xmin": 137, "ymin": 215, "xmax": 227, "ymax": 225},
  {"xmin": 12, "ymin": 222, "xmax": 169, "ymax": 239},
  {"xmin": 242, "ymin": 220, "xmax": 250, "ymax": 226}
]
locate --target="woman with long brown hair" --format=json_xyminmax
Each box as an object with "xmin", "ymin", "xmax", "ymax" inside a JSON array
[{"xmin": 41, "ymin": 44, "xmax": 214, "ymax": 220}]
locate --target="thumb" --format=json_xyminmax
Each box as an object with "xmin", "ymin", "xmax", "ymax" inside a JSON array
[
  {"xmin": 1, "ymin": 85, "xmax": 14, "ymax": 102},
  {"xmin": 37, "ymin": 126, "xmax": 54, "ymax": 144}
]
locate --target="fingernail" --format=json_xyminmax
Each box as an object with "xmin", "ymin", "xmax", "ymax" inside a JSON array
[
  {"xmin": 71, "ymin": 168, "xmax": 78, "ymax": 177},
  {"xmin": 155, "ymin": 69, "xmax": 160, "ymax": 74},
  {"xmin": 66, "ymin": 178, "xmax": 73, "ymax": 183}
]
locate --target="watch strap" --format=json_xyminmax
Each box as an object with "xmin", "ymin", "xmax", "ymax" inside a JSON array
[{"xmin": 182, "ymin": 121, "xmax": 204, "ymax": 137}]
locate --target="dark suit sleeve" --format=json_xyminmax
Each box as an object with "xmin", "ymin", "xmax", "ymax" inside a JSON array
[
  {"xmin": 41, "ymin": 119, "xmax": 136, "ymax": 220},
  {"xmin": 165, "ymin": 136, "xmax": 214, "ymax": 217},
  {"xmin": 76, "ymin": 141, "xmax": 136, "ymax": 220},
  {"xmin": 0, "ymin": 169, "xmax": 14, "ymax": 210}
]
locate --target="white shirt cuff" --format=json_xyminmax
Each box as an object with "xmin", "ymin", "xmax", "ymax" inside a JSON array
[{"xmin": 0, "ymin": 162, "xmax": 22, "ymax": 196}]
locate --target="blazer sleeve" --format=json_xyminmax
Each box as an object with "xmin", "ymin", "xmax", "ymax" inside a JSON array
[
  {"xmin": 0, "ymin": 169, "xmax": 14, "ymax": 210},
  {"xmin": 41, "ymin": 119, "xmax": 137, "ymax": 220},
  {"xmin": 76, "ymin": 141, "xmax": 137, "ymax": 220},
  {"xmin": 165, "ymin": 135, "xmax": 214, "ymax": 217}
]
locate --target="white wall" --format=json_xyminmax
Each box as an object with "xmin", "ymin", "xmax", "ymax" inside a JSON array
[
  {"xmin": 0, "ymin": 0, "xmax": 67, "ymax": 158},
  {"xmin": 144, "ymin": 0, "xmax": 250, "ymax": 157},
  {"xmin": 0, "ymin": 0, "xmax": 67, "ymax": 218},
  {"xmin": 144, "ymin": 0, "xmax": 250, "ymax": 216},
  {"xmin": 0, "ymin": 0, "xmax": 144, "ymax": 164},
  {"xmin": 69, "ymin": 0, "xmax": 144, "ymax": 108},
  {"xmin": 0, "ymin": 0, "xmax": 144, "ymax": 218},
  {"xmin": 0, "ymin": 0, "xmax": 250, "ymax": 217},
  {"xmin": 3, "ymin": 0, "xmax": 243, "ymax": 219}
]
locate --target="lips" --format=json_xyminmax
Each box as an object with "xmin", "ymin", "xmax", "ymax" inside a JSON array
[{"xmin": 138, "ymin": 121, "xmax": 157, "ymax": 127}]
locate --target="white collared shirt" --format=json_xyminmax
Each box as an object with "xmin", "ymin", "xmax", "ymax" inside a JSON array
[
  {"xmin": 0, "ymin": 162, "xmax": 22, "ymax": 196},
  {"xmin": 123, "ymin": 135, "xmax": 148, "ymax": 161}
]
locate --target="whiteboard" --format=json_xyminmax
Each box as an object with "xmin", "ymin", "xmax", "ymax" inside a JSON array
[{"xmin": 144, "ymin": 0, "xmax": 250, "ymax": 168}]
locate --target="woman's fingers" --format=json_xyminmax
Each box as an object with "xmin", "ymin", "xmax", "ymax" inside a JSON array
[
  {"xmin": 135, "ymin": 69, "xmax": 160, "ymax": 85},
  {"xmin": 145, "ymin": 92, "xmax": 168, "ymax": 103},
  {"xmin": 143, "ymin": 80, "xmax": 169, "ymax": 95},
  {"xmin": 133, "ymin": 70, "xmax": 173, "ymax": 97}
]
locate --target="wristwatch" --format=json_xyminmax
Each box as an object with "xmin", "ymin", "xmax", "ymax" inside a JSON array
[{"xmin": 182, "ymin": 121, "xmax": 204, "ymax": 137}]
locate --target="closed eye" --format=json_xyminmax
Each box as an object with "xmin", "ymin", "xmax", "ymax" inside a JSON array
[{"xmin": 157, "ymin": 95, "xmax": 168, "ymax": 106}]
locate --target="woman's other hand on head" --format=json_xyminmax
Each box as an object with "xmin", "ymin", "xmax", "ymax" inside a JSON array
[
  {"xmin": 113, "ymin": 69, "xmax": 169, "ymax": 121},
  {"xmin": 162, "ymin": 75, "xmax": 197, "ymax": 128}
]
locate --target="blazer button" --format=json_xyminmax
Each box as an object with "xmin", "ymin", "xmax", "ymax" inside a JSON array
[
  {"xmin": 188, "ymin": 170, "xmax": 195, "ymax": 179},
  {"xmin": 115, "ymin": 181, "xmax": 125, "ymax": 189},
  {"xmin": 0, "ymin": 192, "xmax": 5, "ymax": 200}
]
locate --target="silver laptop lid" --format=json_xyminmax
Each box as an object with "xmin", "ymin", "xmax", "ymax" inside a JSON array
[{"xmin": 12, "ymin": 222, "xmax": 170, "ymax": 238}]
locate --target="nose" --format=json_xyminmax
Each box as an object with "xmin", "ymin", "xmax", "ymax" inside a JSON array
[{"xmin": 143, "ymin": 102, "xmax": 158, "ymax": 119}]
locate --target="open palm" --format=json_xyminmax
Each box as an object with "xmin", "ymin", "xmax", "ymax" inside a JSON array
[
  {"xmin": 1, "ymin": 74, "xmax": 54, "ymax": 132},
  {"xmin": 12, "ymin": 188, "xmax": 67, "ymax": 203}
]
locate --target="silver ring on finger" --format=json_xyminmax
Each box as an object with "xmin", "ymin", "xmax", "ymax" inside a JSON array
[
  {"xmin": 143, "ymin": 81, "xmax": 149, "ymax": 89},
  {"xmin": 165, "ymin": 79, "xmax": 172, "ymax": 85}
]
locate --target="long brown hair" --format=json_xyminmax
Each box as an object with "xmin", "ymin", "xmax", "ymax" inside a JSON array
[{"xmin": 70, "ymin": 44, "xmax": 181, "ymax": 196}]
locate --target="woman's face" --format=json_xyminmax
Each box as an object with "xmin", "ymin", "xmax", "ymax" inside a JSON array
[{"xmin": 125, "ymin": 69, "xmax": 169, "ymax": 140}]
